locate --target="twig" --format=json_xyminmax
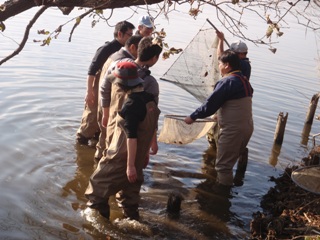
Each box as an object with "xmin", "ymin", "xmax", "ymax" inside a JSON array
[
  {"xmin": 0, "ymin": 6, "xmax": 48, "ymax": 66},
  {"xmin": 303, "ymin": 212, "xmax": 312, "ymax": 223},
  {"xmin": 69, "ymin": 9, "xmax": 94, "ymax": 42}
]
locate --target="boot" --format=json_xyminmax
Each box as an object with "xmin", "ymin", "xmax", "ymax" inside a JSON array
[
  {"xmin": 87, "ymin": 201, "xmax": 110, "ymax": 219},
  {"xmin": 76, "ymin": 133, "xmax": 89, "ymax": 145},
  {"xmin": 122, "ymin": 206, "xmax": 140, "ymax": 220},
  {"xmin": 233, "ymin": 147, "xmax": 249, "ymax": 187},
  {"xmin": 211, "ymin": 183, "xmax": 232, "ymax": 197}
]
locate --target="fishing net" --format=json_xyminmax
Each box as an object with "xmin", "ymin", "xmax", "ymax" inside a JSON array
[
  {"xmin": 160, "ymin": 28, "xmax": 220, "ymax": 103},
  {"xmin": 158, "ymin": 115, "xmax": 215, "ymax": 145},
  {"xmin": 158, "ymin": 26, "xmax": 222, "ymax": 144},
  {"xmin": 291, "ymin": 166, "xmax": 320, "ymax": 194}
]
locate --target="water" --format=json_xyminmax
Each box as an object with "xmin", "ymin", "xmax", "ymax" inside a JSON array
[{"xmin": 1, "ymin": 5, "xmax": 319, "ymax": 240}]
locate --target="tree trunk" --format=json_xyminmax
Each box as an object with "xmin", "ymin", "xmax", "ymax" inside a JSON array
[{"xmin": 0, "ymin": 0, "xmax": 166, "ymax": 22}]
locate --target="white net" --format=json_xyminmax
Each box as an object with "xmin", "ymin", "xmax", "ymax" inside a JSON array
[
  {"xmin": 158, "ymin": 26, "xmax": 224, "ymax": 145},
  {"xmin": 160, "ymin": 28, "xmax": 220, "ymax": 103},
  {"xmin": 158, "ymin": 115, "xmax": 215, "ymax": 145},
  {"xmin": 291, "ymin": 166, "xmax": 320, "ymax": 194}
]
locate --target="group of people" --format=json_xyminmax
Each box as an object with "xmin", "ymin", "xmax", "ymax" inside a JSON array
[{"xmin": 77, "ymin": 14, "xmax": 254, "ymax": 221}]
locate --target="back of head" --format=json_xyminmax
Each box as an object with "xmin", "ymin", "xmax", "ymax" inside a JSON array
[
  {"xmin": 230, "ymin": 40, "xmax": 248, "ymax": 53},
  {"xmin": 138, "ymin": 15, "xmax": 154, "ymax": 28},
  {"xmin": 137, "ymin": 37, "xmax": 163, "ymax": 62},
  {"xmin": 125, "ymin": 35, "xmax": 143, "ymax": 49},
  {"xmin": 218, "ymin": 50, "xmax": 241, "ymax": 71},
  {"xmin": 110, "ymin": 61, "xmax": 144, "ymax": 90},
  {"xmin": 114, "ymin": 21, "xmax": 135, "ymax": 38}
]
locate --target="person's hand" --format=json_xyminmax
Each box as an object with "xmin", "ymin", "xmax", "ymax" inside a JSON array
[
  {"xmin": 126, "ymin": 165, "xmax": 137, "ymax": 183},
  {"xmin": 184, "ymin": 116, "xmax": 195, "ymax": 124},
  {"xmin": 212, "ymin": 114, "xmax": 218, "ymax": 121},
  {"xmin": 150, "ymin": 139, "xmax": 158, "ymax": 155},
  {"xmin": 85, "ymin": 90, "xmax": 95, "ymax": 106},
  {"xmin": 216, "ymin": 30, "xmax": 224, "ymax": 41}
]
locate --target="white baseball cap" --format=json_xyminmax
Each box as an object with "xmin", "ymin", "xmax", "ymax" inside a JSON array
[
  {"xmin": 230, "ymin": 40, "xmax": 248, "ymax": 53},
  {"xmin": 138, "ymin": 15, "xmax": 154, "ymax": 28}
]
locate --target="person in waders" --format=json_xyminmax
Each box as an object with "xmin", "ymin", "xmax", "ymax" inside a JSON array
[
  {"xmin": 94, "ymin": 35, "xmax": 143, "ymax": 160},
  {"xmin": 76, "ymin": 21, "xmax": 135, "ymax": 145},
  {"xmin": 185, "ymin": 50, "xmax": 254, "ymax": 196},
  {"xmin": 85, "ymin": 61, "xmax": 160, "ymax": 220},
  {"xmin": 207, "ymin": 30, "xmax": 252, "ymax": 186}
]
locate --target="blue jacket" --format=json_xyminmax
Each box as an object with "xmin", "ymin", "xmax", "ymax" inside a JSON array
[{"xmin": 190, "ymin": 71, "xmax": 253, "ymax": 120}]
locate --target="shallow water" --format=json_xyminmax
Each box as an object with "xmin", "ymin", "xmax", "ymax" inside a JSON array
[{"xmin": 0, "ymin": 5, "xmax": 320, "ymax": 240}]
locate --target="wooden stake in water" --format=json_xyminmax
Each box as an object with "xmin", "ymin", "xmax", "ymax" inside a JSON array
[
  {"xmin": 305, "ymin": 93, "xmax": 320, "ymax": 125},
  {"xmin": 274, "ymin": 112, "xmax": 288, "ymax": 145}
]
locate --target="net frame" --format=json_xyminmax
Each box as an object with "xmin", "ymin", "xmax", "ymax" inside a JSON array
[
  {"xmin": 158, "ymin": 114, "xmax": 215, "ymax": 145},
  {"xmin": 291, "ymin": 166, "xmax": 320, "ymax": 194}
]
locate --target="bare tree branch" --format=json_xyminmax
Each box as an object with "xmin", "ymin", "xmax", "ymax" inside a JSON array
[
  {"xmin": 0, "ymin": 5, "xmax": 48, "ymax": 65},
  {"xmin": 0, "ymin": 0, "xmax": 165, "ymax": 22},
  {"xmin": 0, "ymin": 0, "xmax": 319, "ymax": 64}
]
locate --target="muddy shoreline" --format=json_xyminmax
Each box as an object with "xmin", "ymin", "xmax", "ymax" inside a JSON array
[{"xmin": 250, "ymin": 150, "xmax": 320, "ymax": 240}]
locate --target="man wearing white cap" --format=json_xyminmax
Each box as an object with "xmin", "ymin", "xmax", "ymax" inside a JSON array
[
  {"xmin": 229, "ymin": 39, "xmax": 251, "ymax": 80},
  {"xmin": 216, "ymin": 31, "xmax": 251, "ymax": 80},
  {"xmin": 136, "ymin": 15, "xmax": 154, "ymax": 37}
]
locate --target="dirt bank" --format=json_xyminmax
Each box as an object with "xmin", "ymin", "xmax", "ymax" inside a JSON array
[{"xmin": 250, "ymin": 149, "xmax": 320, "ymax": 240}]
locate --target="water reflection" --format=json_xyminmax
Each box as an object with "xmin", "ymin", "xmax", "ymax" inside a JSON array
[
  {"xmin": 1, "ymin": 6, "xmax": 319, "ymax": 240},
  {"xmin": 269, "ymin": 143, "xmax": 282, "ymax": 167},
  {"xmin": 74, "ymin": 143, "xmax": 245, "ymax": 239},
  {"xmin": 62, "ymin": 144, "xmax": 96, "ymax": 202}
]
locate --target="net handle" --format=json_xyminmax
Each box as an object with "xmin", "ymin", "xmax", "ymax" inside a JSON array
[
  {"xmin": 206, "ymin": 18, "xmax": 230, "ymax": 48},
  {"xmin": 164, "ymin": 114, "xmax": 215, "ymax": 123}
]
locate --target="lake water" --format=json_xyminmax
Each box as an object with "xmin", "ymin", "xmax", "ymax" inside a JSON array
[{"xmin": 0, "ymin": 5, "xmax": 319, "ymax": 240}]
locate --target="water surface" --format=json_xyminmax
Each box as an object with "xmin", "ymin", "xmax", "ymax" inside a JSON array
[{"xmin": 0, "ymin": 5, "xmax": 319, "ymax": 240}]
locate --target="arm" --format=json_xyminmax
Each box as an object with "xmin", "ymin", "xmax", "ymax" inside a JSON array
[
  {"xmin": 102, "ymin": 107, "xmax": 110, "ymax": 128},
  {"xmin": 149, "ymin": 130, "xmax": 158, "ymax": 155},
  {"xmin": 126, "ymin": 138, "xmax": 137, "ymax": 183},
  {"xmin": 100, "ymin": 70, "xmax": 113, "ymax": 128},
  {"xmin": 216, "ymin": 30, "xmax": 224, "ymax": 58},
  {"xmin": 187, "ymin": 80, "xmax": 228, "ymax": 121},
  {"xmin": 85, "ymin": 75, "xmax": 95, "ymax": 106},
  {"xmin": 100, "ymin": 75, "xmax": 112, "ymax": 108}
]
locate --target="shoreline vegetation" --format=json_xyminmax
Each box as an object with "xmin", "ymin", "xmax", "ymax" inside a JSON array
[{"xmin": 250, "ymin": 147, "xmax": 320, "ymax": 240}]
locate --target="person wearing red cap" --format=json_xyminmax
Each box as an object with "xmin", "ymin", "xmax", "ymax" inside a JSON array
[
  {"xmin": 85, "ymin": 61, "xmax": 160, "ymax": 220},
  {"xmin": 100, "ymin": 36, "xmax": 162, "ymax": 160},
  {"xmin": 94, "ymin": 35, "xmax": 143, "ymax": 160}
]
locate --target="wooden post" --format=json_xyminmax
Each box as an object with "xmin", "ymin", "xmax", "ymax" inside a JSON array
[
  {"xmin": 269, "ymin": 143, "xmax": 282, "ymax": 167},
  {"xmin": 274, "ymin": 112, "xmax": 288, "ymax": 145},
  {"xmin": 305, "ymin": 93, "xmax": 320, "ymax": 125},
  {"xmin": 301, "ymin": 123, "xmax": 312, "ymax": 146}
]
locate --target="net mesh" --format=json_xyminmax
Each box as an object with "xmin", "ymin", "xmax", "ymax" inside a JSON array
[
  {"xmin": 158, "ymin": 27, "xmax": 221, "ymax": 144},
  {"xmin": 158, "ymin": 115, "xmax": 215, "ymax": 145},
  {"xmin": 160, "ymin": 28, "xmax": 220, "ymax": 103},
  {"xmin": 291, "ymin": 166, "xmax": 320, "ymax": 194}
]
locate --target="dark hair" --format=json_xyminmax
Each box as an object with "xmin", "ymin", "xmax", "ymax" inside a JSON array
[
  {"xmin": 137, "ymin": 37, "xmax": 163, "ymax": 62},
  {"xmin": 218, "ymin": 50, "xmax": 241, "ymax": 71},
  {"xmin": 125, "ymin": 35, "xmax": 143, "ymax": 49},
  {"xmin": 114, "ymin": 21, "xmax": 135, "ymax": 38}
]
